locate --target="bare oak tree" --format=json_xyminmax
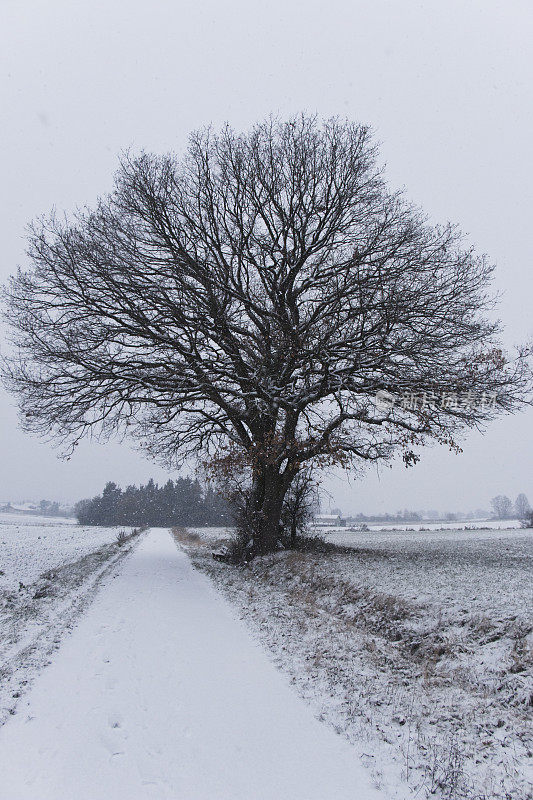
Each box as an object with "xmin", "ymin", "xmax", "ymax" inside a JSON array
[{"xmin": 2, "ymin": 116, "xmax": 530, "ymax": 554}]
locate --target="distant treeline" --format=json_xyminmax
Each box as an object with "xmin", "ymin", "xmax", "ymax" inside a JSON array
[
  {"xmin": 346, "ymin": 511, "xmax": 423, "ymax": 523},
  {"xmin": 346, "ymin": 508, "xmax": 494, "ymax": 523},
  {"xmin": 75, "ymin": 478, "xmax": 231, "ymax": 527}
]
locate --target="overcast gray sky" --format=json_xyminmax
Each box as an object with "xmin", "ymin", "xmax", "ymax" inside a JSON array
[{"xmin": 1, "ymin": 0, "xmax": 531, "ymax": 514}]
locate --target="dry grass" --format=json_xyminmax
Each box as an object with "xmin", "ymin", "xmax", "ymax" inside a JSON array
[
  {"xmin": 172, "ymin": 527, "xmax": 202, "ymax": 545},
  {"xmin": 172, "ymin": 526, "xmax": 228, "ymax": 550}
]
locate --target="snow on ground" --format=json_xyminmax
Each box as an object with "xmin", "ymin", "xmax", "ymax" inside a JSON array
[
  {"xmin": 0, "ymin": 513, "xmax": 140, "ymax": 725},
  {"xmin": 0, "ymin": 528, "xmax": 386, "ymax": 800},
  {"xmin": 181, "ymin": 526, "xmax": 533, "ymax": 800},
  {"xmin": 324, "ymin": 527, "xmax": 533, "ymax": 618},
  {"xmin": 0, "ymin": 512, "xmax": 129, "ymax": 591}
]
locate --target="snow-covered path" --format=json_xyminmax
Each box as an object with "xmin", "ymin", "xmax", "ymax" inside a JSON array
[{"xmin": 0, "ymin": 528, "xmax": 382, "ymax": 800}]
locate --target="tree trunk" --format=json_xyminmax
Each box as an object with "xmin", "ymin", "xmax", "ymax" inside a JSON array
[{"xmin": 249, "ymin": 466, "xmax": 287, "ymax": 555}]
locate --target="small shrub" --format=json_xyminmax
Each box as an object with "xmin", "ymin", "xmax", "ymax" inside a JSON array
[
  {"xmin": 520, "ymin": 510, "xmax": 533, "ymax": 528},
  {"xmin": 216, "ymin": 492, "xmax": 264, "ymax": 563},
  {"xmin": 116, "ymin": 529, "xmax": 128, "ymax": 546}
]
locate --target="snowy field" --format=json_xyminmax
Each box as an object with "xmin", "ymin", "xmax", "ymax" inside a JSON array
[
  {"xmin": 0, "ymin": 512, "xmax": 132, "ymax": 591},
  {"xmin": 0, "ymin": 513, "xmax": 141, "ymax": 724},
  {"xmin": 182, "ymin": 526, "xmax": 533, "ymax": 800},
  {"xmin": 324, "ymin": 526, "xmax": 533, "ymax": 619}
]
